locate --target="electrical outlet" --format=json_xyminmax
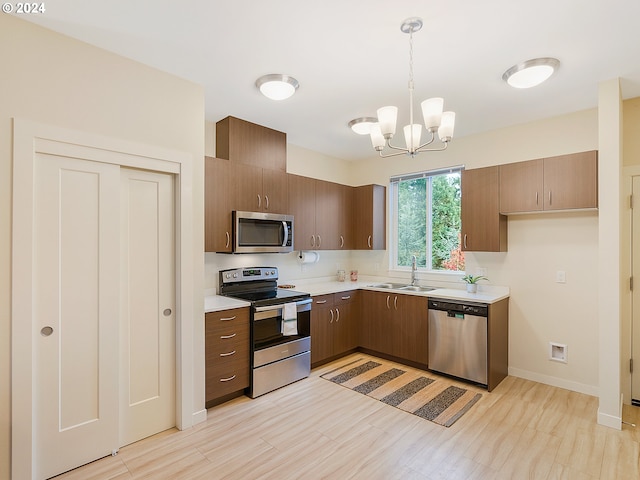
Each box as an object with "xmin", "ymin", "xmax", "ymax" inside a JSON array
[{"xmin": 556, "ymin": 270, "xmax": 566, "ymax": 283}]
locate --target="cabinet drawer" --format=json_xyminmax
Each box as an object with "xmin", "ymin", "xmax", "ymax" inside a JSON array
[
  {"xmin": 313, "ymin": 294, "xmax": 334, "ymax": 308},
  {"xmin": 206, "ymin": 360, "xmax": 249, "ymax": 399},
  {"xmin": 334, "ymin": 290, "xmax": 357, "ymax": 306},
  {"xmin": 206, "ymin": 308, "xmax": 249, "ymax": 336},
  {"xmin": 206, "ymin": 318, "xmax": 249, "ymax": 338},
  {"xmin": 206, "ymin": 327, "xmax": 249, "ymax": 360},
  {"xmin": 205, "ymin": 308, "xmax": 249, "ymax": 330}
]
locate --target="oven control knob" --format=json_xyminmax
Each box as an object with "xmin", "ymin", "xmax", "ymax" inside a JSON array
[
  {"xmin": 233, "ymin": 273, "xmax": 238, "ymax": 278},
  {"xmin": 265, "ymin": 271, "xmax": 270, "ymax": 276},
  {"xmin": 271, "ymin": 270, "xmax": 276, "ymax": 275},
  {"xmin": 225, "ymin": 273, "xmax": 231, "ymax": 279}
]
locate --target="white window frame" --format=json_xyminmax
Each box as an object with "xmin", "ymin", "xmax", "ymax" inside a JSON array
[{"xmin": 389, "ymin": 166, "xmax": 464, "ymax": 274}]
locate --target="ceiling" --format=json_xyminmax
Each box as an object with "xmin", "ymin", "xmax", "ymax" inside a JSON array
[{"xmin": 18, "ymin": 0, "xmax": 640, "ymax": 161}]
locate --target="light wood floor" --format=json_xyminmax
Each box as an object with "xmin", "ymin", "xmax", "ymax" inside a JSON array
[{"xmin": 54, "ymin": 353, "xmax": 640, "ymax": 479}]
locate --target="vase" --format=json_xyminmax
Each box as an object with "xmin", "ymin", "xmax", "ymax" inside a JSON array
[{"xmin": 466, "ymin": 283, "xmax": 477, "ymax": 293}]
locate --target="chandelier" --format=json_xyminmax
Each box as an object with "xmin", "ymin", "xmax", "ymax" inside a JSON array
[{"xmin": 368, "ymin": 17, "xmax": 455, "ymax": 158}]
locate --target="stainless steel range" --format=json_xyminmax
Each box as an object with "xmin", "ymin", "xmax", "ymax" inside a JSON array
[{"xmin": 219, "ymin": 267, "xmax": 312, "ymax": 398}]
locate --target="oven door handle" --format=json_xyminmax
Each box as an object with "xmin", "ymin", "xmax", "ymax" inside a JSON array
[{"xmin": 253, "ymin": 298, "xmax": 312, "ymax": 313}]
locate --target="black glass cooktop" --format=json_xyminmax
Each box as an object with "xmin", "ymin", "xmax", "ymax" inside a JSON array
[{"xmin": 223, "ymin": 287, "xmax": 310, "ymax": 306}]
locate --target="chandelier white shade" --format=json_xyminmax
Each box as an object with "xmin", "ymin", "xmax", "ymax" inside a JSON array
[
  {"xmin": 255, "ymin": 74, "xmax": 299, "ymax": 100},
  {"xmin": 366, "ymin": 17, "xmax": 455, "ymax": 158}
]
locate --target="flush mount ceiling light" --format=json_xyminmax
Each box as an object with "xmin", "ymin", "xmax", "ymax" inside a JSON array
[
  {"xmin": 255, "ymin": 74, "xmax": 299, "ymax": 100},
  {"xmin": 359, "ymin": 17, "xmax": 455, "ymax": 158},
  {"xmin": 502, "ymin": 58, "xmax": 560, "ymax": 89},
  {"xmin": 348, "ymin": 117, "xmax": 378, "ymax": 135}
]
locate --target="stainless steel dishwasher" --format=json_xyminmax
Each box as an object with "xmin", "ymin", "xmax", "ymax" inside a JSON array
[{"xmin": 428, "ymin": 298, "xmax": 488, "ymax": 385}]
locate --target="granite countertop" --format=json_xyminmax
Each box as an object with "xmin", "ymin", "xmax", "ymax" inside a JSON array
[{"xmin": 204, "ymin": 278, "xmax": 509, "ymax": 312}]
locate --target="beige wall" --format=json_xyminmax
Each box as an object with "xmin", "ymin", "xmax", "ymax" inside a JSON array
[
  {"xmin": 624, "ymin": 96, "xmax": 640, "ymax": 166},
  {"xmin": 1, "ymin": 15, "xmax": 204, "ymax": 479}
]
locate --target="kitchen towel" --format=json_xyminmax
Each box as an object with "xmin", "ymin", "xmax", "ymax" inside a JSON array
[{"xmin": 282, "ymin": 302, "xmax": 298, "ymax": 335}]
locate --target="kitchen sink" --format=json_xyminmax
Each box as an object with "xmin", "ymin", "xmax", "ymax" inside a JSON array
[
  {"xmin": 370, "ymin": 283, "xmax": 436, "ymax": 292},
  {"xmin": 397, "ymin": 285, "xmax": 436, "ymax": 292},
  {"xmin": 370, "ymin": 282, "xmax": 409, "ymax": 289}
]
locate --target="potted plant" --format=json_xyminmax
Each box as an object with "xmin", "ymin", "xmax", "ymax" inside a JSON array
[{"xmin": 461, "ymin": 274, "xmax": 488, "ymax": 293}]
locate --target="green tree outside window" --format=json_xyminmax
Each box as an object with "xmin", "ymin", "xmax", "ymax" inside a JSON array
[{"xmin": 395, "ymin": 171, "xmax": 463, "ymax": 271}]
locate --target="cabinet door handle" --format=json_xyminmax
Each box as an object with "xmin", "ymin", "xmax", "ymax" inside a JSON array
[
  {"xmin": 220, "ymin": 315, "xmax": 237, "ymax": 322},
  {"xmin": 265, "ymin": 195, "xmax": 269, "ymax": 210},
  {"xmin": 330, "ymin": 309, "xmax": 334, "ymax": 323},
  {"xmin": 548, "ymin": 190, "xmax": 552, "ymax": 205},
  {"xmin": 257, "ymin": 194, "xmax": 261, "ymax": 209},
  {"xmin": 394, "ymin": 296, "xmax": 398, "ymax": 310},
  {"xmin": 386, "ymin": 295, "xmax": 390, "ymax": 309},
  {"xmin": 225, "ymin": 231, "xmax": 230, "ymax": 248},
  {"xmin": 220, "ymin": 350, "xmax": 236, "ymax": 357},
  {"xmin": 316, "ymin": 299, "xmax": 327, "ymax": 304},
  {"xmin": 220, "ymin": 333, "xmax": 236, "ymax": 339},
  {"xmin": 311, "ymin": 235, "xmax": 316, "ymax": 247},
  {"xmin": 536, "ymin": 191, "xmax": 539, "ymax": 205},
  {"xmin": 317, "ymin": 235, "xmax": 321, "ymax": 247},
  {"xmin": 335, "ymin": 308, "xmax": 340, "ymax": 322},
  {"xmin": 220, "ymin": 375, "xmax": 236, "ymax": 382},
  {"xmin": 340, "ymin": 235, "xmax": 344, "ymax": 248},
  {"xmin": 341, "ymin": 295, "xmax": 351, "ymax": 300},
  {"xmin": 368, "ymin": 235, "xmax": 372, "ymax": 248},
  {"xmin": 463, "ymin": 234, "xmax": 468, "ymax": 249}
]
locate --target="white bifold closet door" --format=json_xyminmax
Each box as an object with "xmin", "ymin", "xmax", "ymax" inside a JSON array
[{"xmin": 33, "ymin": 154, "xmax": 175, "ymax": 479}]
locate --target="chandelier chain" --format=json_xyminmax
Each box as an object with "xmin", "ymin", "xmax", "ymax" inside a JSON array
[{"xmin": 408, "ymin": 25, "xmax": 415, "ymax": 148}]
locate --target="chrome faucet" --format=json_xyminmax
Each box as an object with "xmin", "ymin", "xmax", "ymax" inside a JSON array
[{"xmin": 410, "ymin": 255, "xmax": 417, "ymax": 286}]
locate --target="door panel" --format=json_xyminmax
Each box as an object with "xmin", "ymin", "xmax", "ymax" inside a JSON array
[
  {"xmin": 120, "ymin": 168, "xmax": 176, "ymax": 446},
  {"xmin": 632, "ymin": 175, "xmax": 640, "ymax": 402},
  {"xmin": 34, "ymin": 154, "xmax": 120, "ymax": 479}
]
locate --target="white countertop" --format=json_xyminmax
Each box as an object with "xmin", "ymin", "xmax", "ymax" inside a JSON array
[
  {"xmin": 204, "ymin": 278, "xmax": 509, "ymax": 312},
  {"xmin": 205, "ymin": 295, "xmax": 250, "ymax": 313}
]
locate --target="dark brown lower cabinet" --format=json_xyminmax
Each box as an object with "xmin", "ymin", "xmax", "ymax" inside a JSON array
[
  {"xmin": 205, "ymin": 307, "xmax": 250, "ymax": 407},
  {"xmin": 311, "ymin": 291, "xmax": 360, "ymax": 366},
  {"xmin": 398, "ymin": 294, "xmax": 429, "ymax": 365},
  {"xmin": 360, "ymin": 290, "xmax": 428, "ymax": 366}
]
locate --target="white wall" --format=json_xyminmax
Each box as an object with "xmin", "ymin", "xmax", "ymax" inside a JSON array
[
  {"xmin": 598, "ymin": 79, "xmax": 623, "ymax": 427},
  {"xmin": 1, "ymin": 15, "xmax": 205, "ymax": 478}
]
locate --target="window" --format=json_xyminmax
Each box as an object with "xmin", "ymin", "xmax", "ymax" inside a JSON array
[{"xmin": 390, "ymin": 167, "xmax": 464, "ymax": 272}]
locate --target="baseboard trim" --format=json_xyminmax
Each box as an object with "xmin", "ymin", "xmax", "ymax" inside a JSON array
[
  {"xmin": 508, "ymin": 367, "xmax": 598, "ymax": 396},
  {"xmin": 192, "ymin": 408, "xmax": 207, "ymax": 426},
  {"xmin": 597, "ymin": 408, "xmax": 622, "ymax": 430}
]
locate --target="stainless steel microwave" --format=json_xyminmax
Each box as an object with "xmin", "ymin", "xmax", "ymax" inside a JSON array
[{"xmin": 232, "ymin": 211, "xmax": 294, "ymax": 253}]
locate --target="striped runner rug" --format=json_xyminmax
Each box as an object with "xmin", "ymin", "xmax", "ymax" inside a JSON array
[{"xmin": 321, "ymin": 357, "xmax": 482, "ymax": 427}]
